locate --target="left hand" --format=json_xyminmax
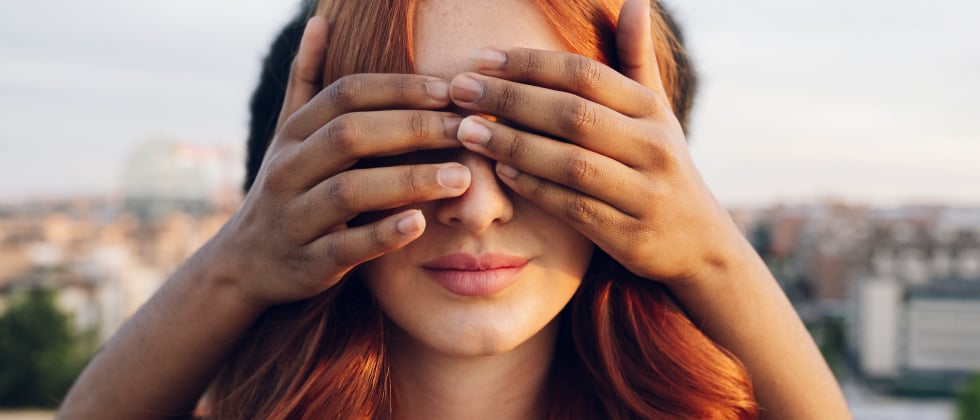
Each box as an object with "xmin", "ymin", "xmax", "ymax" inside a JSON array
[{"xmin": 448, "ymin": 0, "xmax": 746, "ymax": 286}]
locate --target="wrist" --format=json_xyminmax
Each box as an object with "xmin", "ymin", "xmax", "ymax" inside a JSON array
[
  {"xmin": 181, "ymin": 237, "xmax": 269, "ymax": 321},
  {"xmin": 669, "ymin": 227, "xmax": 766, "ymax": 303}
]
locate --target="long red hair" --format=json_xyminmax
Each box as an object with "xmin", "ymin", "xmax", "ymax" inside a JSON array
[{"xmin": 208, "ymin": 1, "xmax": 757, "ymax": 418}]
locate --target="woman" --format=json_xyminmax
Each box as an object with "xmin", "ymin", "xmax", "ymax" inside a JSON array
[{"xmin": 60, "ymin": 0, "xmax": 850, "ymax": 418}]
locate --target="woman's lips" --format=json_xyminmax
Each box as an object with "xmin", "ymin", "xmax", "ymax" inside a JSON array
[{"xmin": 421, "ymin": 253, "xmax": 528, "ymax": 296}]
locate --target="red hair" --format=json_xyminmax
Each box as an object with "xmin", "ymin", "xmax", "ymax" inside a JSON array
[{"xmin": 208, "ymin": 1, "xmax": 757, "ymax": 418}]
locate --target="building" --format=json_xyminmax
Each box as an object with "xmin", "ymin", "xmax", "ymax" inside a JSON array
[
  {"xmin": 851, "ymin": 208, "xmax": 980, "ymax": 393},
  {"xmin": 121, "ymin": 140, "xmax": 242, "ymax": 222},
  {"xmin": 0, "ymin": 195, "xmax": 233, "ymax": 343}
]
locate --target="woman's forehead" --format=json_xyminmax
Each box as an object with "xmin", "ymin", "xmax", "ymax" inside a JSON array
[{"xmin": 413, "ymin": 0, "xmax": 568, "ymax": 79}]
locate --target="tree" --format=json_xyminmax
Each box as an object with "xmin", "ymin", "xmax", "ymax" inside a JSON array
[
  {"xmin": 0, "ymin": 288, "xmax": 94, "ymax": 408},
  {"xmin": 958, "ymin": 373, "xmax": 980, "ymax": 420}
]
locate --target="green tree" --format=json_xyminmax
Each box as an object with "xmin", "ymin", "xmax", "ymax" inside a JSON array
[
  {"xmin": 959, "ymin": 373, "xmax": 980, "ymax": 420},
  {"xmin": 0, "ymin": 289, "xmax": 94, "ymax": 408}
]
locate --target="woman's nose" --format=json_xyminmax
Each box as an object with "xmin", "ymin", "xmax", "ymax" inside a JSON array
[{"xmin": 434, "ymin": 151, "xmax": 513, "ymax": 234}]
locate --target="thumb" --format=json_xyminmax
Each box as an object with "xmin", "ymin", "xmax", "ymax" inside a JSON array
[
  {"xmin": 276, "ymin": 16, "xmax": 328, "ymax": 132},
  {"xmin": 616, "ymin": 0, "xmax": 667, "ymax": 98}
]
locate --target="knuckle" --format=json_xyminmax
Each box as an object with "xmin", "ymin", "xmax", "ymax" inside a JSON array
[
  {"xmin": 529, "ymin": 177, "xmax": 550, "ymax": 201},
  {"xmin": 391, "ymin": 76, "xmax": 417, "ymax": 102},
  {"xmin": 658, "ymin": 147, "xmax": 679, "ymax": 172},
  {"xmin": 645, "ymin": 125, "xmax": 668, "ymax": 145},
  {"xmin": 495, "ymin": 83, "xmax": 521, "ymax": 114},
  {"xmin": 400, "ymin": 165, "xmax": 422, "ymax": 194},
  {"xmin": 326, "ymin": 175, "xmax": 359, "ymax": 212},
  {"xmin": 328, "ymin": 229, "xmax": 383, "ymax": 269},
  {"xmin": 646, "ymin": 129, "xmax": 679, "ymax": 169},
  {"xmin": 563, "ymin": 56, "xmax": 604, "ymax": 91},
  {"xmin": 562, "ymin": 152, "xmax": 598, "ymax": 186},
  {"xmin": 557, "ymin": 99, "xmax": 599, "ymax": 135},
  {"xmin": 326, "ymin": 75, "xmax": 362, "ymax": 106},
  {"xmin": 278, "ymin": 114, "xmax": 301, "ymax": 140},
  {"xmin": 258, "ymin": 173, "xmax": 279, "ymax": 194},
  {"xmin": 562, "ymin": 196, "xmax": 600, "ymax": 225},
  {"xmin": 259, "ymin": 152, "xmax": 291, "ymax": 191},
  {"xmin": 407, "ymin": 111, "xmax": 429, "ymax": 143},
  {"xmin": 515, "ymin": 51, "xmax": 543, "ymax": 78},
  {"xmin": 492, "ymin": 130, "xmax": 529, "ymax": 161},
  {"xmin": 326, "ymin": 115, "xmax": 360, "ymax": 152},
  {"xmin": 638, "ymin": 93, "xmax": 661, "ymax": 116},
  {"xmin": 325, "ymin": 237, "xmax": 356, "ymax": 268},
  {"xmin": 369, "ymin": 222, "xmax": 390, "ymax": 250},
  {"xmin": 324, "ymin": 237, "xmax": 357, "ymax": 269}
]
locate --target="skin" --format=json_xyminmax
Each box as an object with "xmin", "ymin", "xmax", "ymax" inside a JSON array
[
  {"xmin": 58, "ymin": 0, "xmax": 851, "ymax": 419},
  {"xmin": 361, "ymin": 2, "xmax": 593, "ymax": 418}
]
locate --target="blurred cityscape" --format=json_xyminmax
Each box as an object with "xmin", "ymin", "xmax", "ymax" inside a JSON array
[
  {"xmin": 0, "ymin": 141, "xmax": 241, "ymax": 343},
  {"xmin": 1, "ymin": 140, "xmax": 978, "ymax": 419}
]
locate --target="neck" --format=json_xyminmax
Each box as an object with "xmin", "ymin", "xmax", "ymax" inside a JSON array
[{"xmin": 387, "ymin": 318, "xmax": 559, "ymax": 420}]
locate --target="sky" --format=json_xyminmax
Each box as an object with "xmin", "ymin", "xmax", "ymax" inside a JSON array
[{"xmin": 1, "ymin": 0, "xmax": 978, "ymax": 207}]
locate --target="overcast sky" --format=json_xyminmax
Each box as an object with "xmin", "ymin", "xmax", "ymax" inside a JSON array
[{"xmin": 2, "ymin": 0, "xmax": 978, "ymax": 207}]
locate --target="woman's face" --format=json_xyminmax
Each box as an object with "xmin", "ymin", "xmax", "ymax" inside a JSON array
[{"xmin": 360, "ymin": 0, "xmax": 595, "ymax": 357}]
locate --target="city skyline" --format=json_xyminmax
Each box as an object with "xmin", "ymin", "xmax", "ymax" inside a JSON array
[{"xmin": 1, "ymin": 0, "xmax": 978, "ymax": 207}]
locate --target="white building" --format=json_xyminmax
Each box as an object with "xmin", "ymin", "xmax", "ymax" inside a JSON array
[
  {"xmin": 853, "ymin": 214, "xmax": 980, "ymax": 391},
  {"xmin": 122, "ymin": 140, "xmax": 242, "ymax": 221}
]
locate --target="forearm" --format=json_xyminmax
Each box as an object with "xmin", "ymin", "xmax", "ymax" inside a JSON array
[
  {"xmin": 59, "ymin": 240, "xmax": 265, "ymax": 419},
  {"xmin": 669, "ymin": 232, "xmax": 850, "ymax": 420}
]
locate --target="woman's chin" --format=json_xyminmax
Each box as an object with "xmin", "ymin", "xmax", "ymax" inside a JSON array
[
  {"xmin": 431, "ymin": 336, "xmax": 525, "ymax": 358},
  {"xmin": 387, "ymin": 314, "xmax": 559, "ymax": 359}
]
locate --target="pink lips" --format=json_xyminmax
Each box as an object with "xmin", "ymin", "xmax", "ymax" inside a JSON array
[{"xmin": 422, "ymin": 253, "xmax": 528, "ymax": 296}]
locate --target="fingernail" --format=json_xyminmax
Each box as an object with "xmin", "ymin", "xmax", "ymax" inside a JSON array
[
  {"xmin": 437, "ymin": 165, "xmax": 471, "ymax": 189},
  {"xmin": 426, "ymin": 81, "xmax": 449, "ymax": 101},
  {"xmin": 497, "ymin": 163, "xmax": 519, "ymax": 179},
  {"xmin": 470, "ymin": 48, "xmax": 507, "ymax": 70},
  {"xmin": 457, "ymin": 117, "xmax": 491, "ymax": 146},
  {"xmin": 443, "ymin": 116, "xmax": 462, "ymax": 138},
  {"xmin": 451, "ymin": 76, "xmax": 483, "ymax": 103},
  {"xmin": 396, "ymin": 211, "xmax": 425, "ymax": 235}
]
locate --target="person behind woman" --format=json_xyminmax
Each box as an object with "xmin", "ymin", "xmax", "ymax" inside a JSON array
[{"xmin": 60, "ymin": 0, "xmax": 850, "ymax": 418}]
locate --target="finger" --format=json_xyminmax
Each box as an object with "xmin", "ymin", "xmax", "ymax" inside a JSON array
[
  {"xmin": 287, "ymin": 163, "xmax": 470, "ymax": 242},
  {"xmin": 457, "ymin": 115, "xmax": 650, "ymax": 215},
  {"xmin": 276, "ymin": 17, "xmax": 328, "ymax": 136},
  {"xmin": 492, "ymin": 164, "xmax": 635, "ymax": 256},
  {"xmin": 466, "ymin": 47, "xmax": 663, "ymax": 118},
  {"xmin": 450, "ymin": 73, "xmax": 651, "ymax": 166},
  {"xmin": 287, "ymin": 110, "xmax": 462, "ymax": 189},
  {"xmin": 281, "ymin": 74, "xmax": 452, "ymax": 142},
  {"xmin": 616, "ymin": 0, "xmax": 668, "ymax": 99},
  {"xmin": 306, "ymin": 209, "xmax": 426, "ymax": 273}
]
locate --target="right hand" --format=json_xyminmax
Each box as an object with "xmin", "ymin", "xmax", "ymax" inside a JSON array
[{"xmin": 208, "ymin": 16, "xmax": 469, "ymax": 308}]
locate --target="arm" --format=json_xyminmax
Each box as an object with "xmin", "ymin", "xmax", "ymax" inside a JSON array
[
  {"xmin": 617, "ymin": 1, "xmax": 850, "ymax": 419},
  {"xmin": 615, "ymin": 2, "xmax": 848, "ymax": 415},
  {"xmin": 58, "ymin": 246, "xmax": 265, "ymax": 419},
  {"xmin": 669, "ymin": 228, "xmax": 849, "ymax": 419},
  {"xmin": 59, "ymin": 16, "xmax": 468, "ymax": 418},
  {"xmin": 441, "ymin": 0, "xmax": 850, "ymax": 417}
]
